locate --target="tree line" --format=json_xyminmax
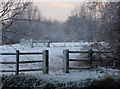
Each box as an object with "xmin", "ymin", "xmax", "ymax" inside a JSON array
[{"xmin": 1, "ymin": 1, "xmax": 120, "ymax": 64}]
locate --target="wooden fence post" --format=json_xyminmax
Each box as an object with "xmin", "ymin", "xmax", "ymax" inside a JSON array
[
  {"xmin": 30, "ymin": 39, "xmax": 33, "ymax": 47},
  {"xmin": 113, "ymin": 58, "xmax": 116, "ymax": 68},
  {"xmin": 88, "ymin": 49, "xmax": 93, "ymax": 68},
  {"xmin": 63, "ymin": 50, "xmax": 69, "ymax": 73},
  {"xmin": 43, "ymin": 50, "xmax": 49, "ymax": 74},
  {"xmin": 47, "ymin": 41, "xmax": 50, "ymax": 47},
  {"xmin": 16, "ymin": 50, "xmax": 19, "ymax": 75},
  {"xmin": 64, "ymin": 41, "xmax": 66, "ymax": 47}
]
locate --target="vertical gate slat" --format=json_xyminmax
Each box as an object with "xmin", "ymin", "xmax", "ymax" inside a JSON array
[
  {"xmin": 43, "ymin": 50, "xmax": 49, "ymax": 74},
  {"xmin": 16, "ymin": 50, "xmax": 19, "ymax": 75},
  {"xmin": 88, "ymin": 49, "xmax": 93, "ymax": 68},
  {"xmin": 63, "ymin": 50, "xmax": 69, "ymax": 73}
]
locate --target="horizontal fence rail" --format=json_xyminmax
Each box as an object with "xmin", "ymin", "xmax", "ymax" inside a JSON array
[
  {"xmin": 0, "ymin": 53, "xmax": 16, "ymax": 55},
  {"xmin": 19, "ymin": 52, "xmax": 43, "ymax": 55},
  {"xmin": 69, "ymin": 67, "xmax": 91, "ymax": 70},
  {"xmin": 0, "ymin": 50, "xmax": 49, "ymax": 75},
  {"xmin": 19, "ymin": 60, "xmax": 43, "ymax": 63},
  {"xmin": 0, "ymin": 70, "xmax": 16, "ymax": 72},
  {"xmin": 63, "ymin": 49, "xmax": 114, "ymax": 73}
]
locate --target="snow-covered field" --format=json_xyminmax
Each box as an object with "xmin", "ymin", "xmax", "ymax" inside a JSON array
[
  {"xmin": 1, "ymin": 42, "xmax": 92, "ymax": 74},
  {"xmin": 33, "ymin": 67, "xmax": 120, "ymax": 83},
  {"xmin": 1, "ymin": 42, "xmax": 120, "ymax": 82}
]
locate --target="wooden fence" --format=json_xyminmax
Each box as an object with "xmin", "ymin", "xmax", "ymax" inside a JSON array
[
  {"xmin": 29, "ymin": 39, "xmax": 50, "ymax": 47},
  {"xmin": 0, "ymin": 50, "xmax": 49, "ymax": 75},
  {"xmin": 63, "ymin": 49, "xmax": 115, "ymax": 73}
]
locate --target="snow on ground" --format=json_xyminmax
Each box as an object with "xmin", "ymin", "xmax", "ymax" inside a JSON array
[
  {"xmin": 1, "ymin": 42, "xmax": 119, "ymax": 82},
  {"xmin": 1, "ymin": 42, "xmax": 92, "ymax": 74},
  {"xmin": 33, "ymin": 67, "xmax": 120, "ymax": 83}
]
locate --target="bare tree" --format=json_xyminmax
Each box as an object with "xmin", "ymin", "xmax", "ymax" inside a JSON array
[
  {"xmin": 0, "ymin": 0, "xmax": 30, "ymax": 44},
  {"xmin": 87, "ymin": 2, "xmax": 120, "ymax": 66}
]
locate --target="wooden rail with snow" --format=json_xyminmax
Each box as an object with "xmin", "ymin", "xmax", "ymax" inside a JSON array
[
  {"xmin": 0, "ymin": 50, "xmax": 49, "ymax": 75},
  {"xmin": 63, "ymin": 49, "xmax": 115, "ymax": 73}
]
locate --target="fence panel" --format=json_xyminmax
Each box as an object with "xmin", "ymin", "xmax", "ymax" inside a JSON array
[
  {"xmin": 63, "ymin": 49, "xmax": 114, "ymax": 73},
  {"xmin": 0, "ymin": 50, "xmax": 49, "ymax": 75}
]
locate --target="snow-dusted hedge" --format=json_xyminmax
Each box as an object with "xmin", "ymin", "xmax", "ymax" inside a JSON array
[{"xmin": 1, "ymin": 74, "xmax": 120, "ymax": 89}]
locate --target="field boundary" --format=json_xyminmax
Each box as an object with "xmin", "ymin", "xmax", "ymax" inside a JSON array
[
  {"xmin": 63, "ymin": 49, "xmax": 115, "ymax": 73},
  {"xmin": 0, "ymin": 50, "xmax": 49, "ymax": 75}
]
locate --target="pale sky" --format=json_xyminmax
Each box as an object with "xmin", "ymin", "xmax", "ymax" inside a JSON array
[{"xmin": 33, "ymin": 2, "xmax": 81, "ymax": 22}]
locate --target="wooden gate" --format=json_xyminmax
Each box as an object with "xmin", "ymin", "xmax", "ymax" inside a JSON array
[
  {"xmin": 0, "ymin": 50, "xmax": 49, "ymax": 75},
  {"xmin": 63, "ymin": 49, "xmax": 115, "ymax": 73}
]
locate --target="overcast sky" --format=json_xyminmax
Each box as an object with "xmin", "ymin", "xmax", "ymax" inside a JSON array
[{"xmin": 33, "ymin": 2, "xmax": 81, "ymax": 22}]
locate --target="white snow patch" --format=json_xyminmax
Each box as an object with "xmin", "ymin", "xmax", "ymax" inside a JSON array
[
  {"xmin": 32, "ymin": 67, "xmax": 120, "ymax": 83},
  {"xmin": 1, "ymin": 42, "xmax": 120, "ymax": 82},
  {"xmin": 1, "ymin": 42, "xmax": 88, "ymax": 74}
]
